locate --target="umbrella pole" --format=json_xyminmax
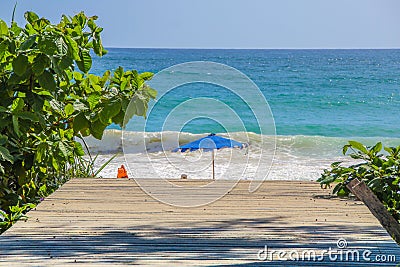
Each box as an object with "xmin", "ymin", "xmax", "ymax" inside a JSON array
[{"xmin": 212, "ymin": 150, "xmax": 215, "ymax": 180}]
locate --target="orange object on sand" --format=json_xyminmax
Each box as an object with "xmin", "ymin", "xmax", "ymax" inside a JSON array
[{"xmin": 117, "ymin": 165, "xmax": 128, "ymax": 178}]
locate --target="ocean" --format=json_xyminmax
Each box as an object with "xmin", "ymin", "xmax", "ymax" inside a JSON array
[{"xmin": 87, "ymin": 49, "xmax": 400, "ymax": 180}]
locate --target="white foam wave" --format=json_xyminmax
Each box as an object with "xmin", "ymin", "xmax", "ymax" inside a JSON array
[{"xmin": 82, "ymin": 130, "xmax": 400, "ymax": 181}]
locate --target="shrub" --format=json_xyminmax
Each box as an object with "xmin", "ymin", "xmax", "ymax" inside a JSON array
[
  {"xmin": 318, "ymin": 141, "xmax": 400, "ymax": 222},
  {"xmin": 0, "ymin": 11, "xmax": 156, "ymax": 233}
]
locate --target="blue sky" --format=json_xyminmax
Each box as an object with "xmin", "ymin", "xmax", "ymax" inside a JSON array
[{"xmin": 0, "ymin": 0, "xmax": 399, "ymax": 49}]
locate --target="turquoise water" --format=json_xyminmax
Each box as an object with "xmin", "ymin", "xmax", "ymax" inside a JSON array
[
  {"xmin": 89, "ymin": 49, "xmax": 400, "ymax": 179},
  {"xmin": 93, "ymin": 48, "xmax": 400, "ymax": 138}
]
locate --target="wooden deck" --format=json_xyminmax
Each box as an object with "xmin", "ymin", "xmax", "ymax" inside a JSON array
[{"xmin": 0, "ymin": 178, "xmax": 399, "ymax": 266}]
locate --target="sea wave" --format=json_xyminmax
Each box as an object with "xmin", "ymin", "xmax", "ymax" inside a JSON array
[
  {"xmin": 83, "ymin": 130, "xmax": 400, "ymax": 180},
  {"xmin": 81, "ymin": 129, "xmax": 400, "ymax": 156}
]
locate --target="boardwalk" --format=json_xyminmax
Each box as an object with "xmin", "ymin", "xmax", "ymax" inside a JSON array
[{"xmin": 0, "ymin": 178, "xmax": 399, "ymax": 266}]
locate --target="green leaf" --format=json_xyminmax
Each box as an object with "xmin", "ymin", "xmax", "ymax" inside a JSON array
[
  {"xmin": 32, "ymin": 18, "xmax": 50, "ymax": 31},
  {"xmin": 64, "ymin": 35, "xmax": 80, "ymax": 61},
  {"xmin": 87, "ymin": 19, "xmax": 96, "ymax": 31},
  {"xmin": 64, "ymin": 103, "xmax": 74, "ymax": 116},
  {"xmin": 336, "ymin": 187, "xmax": 349, "ymax": 197},
  {"xmin": 384, "ymin": 146, "xmax": 394, "ymax": 155},
  {"xmin": 36, "ymin": 142, "xmax": 47, "ymax": 163},
  {"xmin": 52, "ymin": 157, "xmax": 59, "ymax": 171},
  {"xmin": 14, "ymin": 111, "xmax": 39, "ymax": 122},
  {"xmin": 90, "ymin": 120, "xmax": 107, "ymax": 140},
  {"xmin": 24, "ymin": 11, "xmax": 39, "ymax": 24},
  {"xmin": 35, "ymin": 90, "xmax": 52, "ymax": 96},
  {"xmin": 342, "ymin": 144, "xmax": 351, "ymax": 155},
  {"xmin": 93, "ymin": 38, "xmax": 102, "ymax": 56},
  {"xmin": 112, "ymin": 111, "xmax": 125, "ymax": 125},
  {"xmin": 19, "ymin": 35, "xmax": 36, "ymax": 51},
  {"xmin": 12, "ymin": 115, "xmax": 21, "ymax": 137},
  {"xmin": 99, "ymin": 70, "xmax": 110, "ymax": 85},
  {"xmin": 55, "ymin": 37, "xmax": 68, "ymax": 56},
  {"xmin": 333, "ymin": 183, "xmax": 343, "ymax": 194},
  {"xmin": 38, "ymin": 70, "xmax": 56, "ymax": 91},
  {"xmin": 32, "ymin": 53, "xmax": 50, "ymax": 75},
  {"xmin": 134, "ymin": 97, "xmax": 146, "ymax": 117},
  {"xmin": 11, "ymin": 98, "xmax": 24, "ymax": 112},
  {"xmin": 76, "ymin": 50, "xmax": 92, "ymax": 73},
  {"xmin": 0, "ymin": 106, "xmax": 7, "ymax": 113},
  {"xmin": 371, "ymin": 142, "xmax": 382, "ymax": 154},
  {"xmin": 59, "ymin": 56, "xmax": 73, "ymax": 70},
  {"xmin": 350, "ymin": 154, "xmax": 363, "ymax": 159},
  {"xmin": 61, "ymin": 15, "xmax": 71, "ymax": 25},
  {"xmin": 10, "ymin": 22, "xmax": 22, "ymax": 36},
  {"xmin": 73, "ymin": 113, "xmax": 89, "ymax": 133},
  {"xmin": 11, "ymin": 98, "xmax": 24, "ymax": 113},
  {"xmin": 348, "ymin": 141, "xmax": 368, "ymax": 155},
  {"xmin": 24, "ymin": 154, "xmax": 34, "ymax": 170},
  {"xmin": 38, "ymin": 36, "xmax": 58, "ymax": 55},
  {"xmin": 0, "ymin": 135, "xmax": 7, "ymax": 146},
  {"xmin": 331, "ymin": 161, "xmax": 342, "ymax": 168},
  {"xmin": 72, "ymin": 12, "xmax": 87, "ymax": 29},
  {"xmin": 99, "ymin": 101, "xmax": 121, "ymax": 125},
  {"xmin": 146, "ymin": 87, "xmax": 157, "ymax": 99},
  {"xmin": 124, "ymin": 101, "xmax": 136, "ymax": 124},
  {"xmin": 7, "ymin": 73, "xmax": 28, "ymax": 85},
  {"xmin": 0, "ymin": 41, "xmax": 8, "ymax": 61},
  {"xmin": 74, "ymin": 141, "xmax": 85, "ymax": 156},
  {"xmin": 73, "ymin": 71, "xmax": 83, "ymax": 81},
  {"xmin": 12, "ymin": 54, "xmax": 29, "ymax": 76},
  {"xmin": 88, "ymin": 74, "xmax": 100, "ymax": 86},
  {"xmin": 0, "ymin": 146, "xmax": 14, "ymax": 163},
  {"xmin": 58, "ymin": 142, "xmax": 69, "ymax": 159},
  {"xmin": 139, "ymin": 72, "xmax": 154, "ymax": 81},
  {"xmin": 114, "ymin": 66, "xmax": 124, "ymax": 81},
  {"xmin": 87, "ymin": 94, "xmax": 100, "ymax": 110},
  {"xmin": 318, "ymin": 175, "xmax": 337, "ymax": 185},
  {"xmin": 0, "ymin": 19, "xmax": 8, "ymax": 37},
  {"xmin": 17, "ymin": 168, "xmax": 28, "ymax": 186},
  {"xmin": 120, "ymin": 78, "xmax": 128, "ymax": 91}
]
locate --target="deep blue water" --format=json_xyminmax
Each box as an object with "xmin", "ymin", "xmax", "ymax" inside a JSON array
[{"xmin": 92, "ymin": 48, "xmax": 400, "ymax": 138}]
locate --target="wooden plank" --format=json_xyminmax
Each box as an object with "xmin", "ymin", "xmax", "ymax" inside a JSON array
[
  {"xmin": 347, "ymin": 178, "xmax": 400, "ymax": 244},
  {"xmin": 0, "ymin": 178, "xmax": 398, "ymax": 266}
]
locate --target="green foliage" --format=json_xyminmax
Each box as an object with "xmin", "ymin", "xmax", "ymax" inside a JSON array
[
  {"xmin": 0, "ymin": 12, "xmax": 156, "ymax": 233},
  {"xmin": 0, "ymin": 203, "xmax": 35, "ymax": 230},
  {"xmin": 318, "ymin": 141, "xmax": 400, "ymax": 222}
]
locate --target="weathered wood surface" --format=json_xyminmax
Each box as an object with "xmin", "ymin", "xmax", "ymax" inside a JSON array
[
  {"xmin": 347, "ymin": 178, "xmax": 400, "ymax": 245},
  {"xmin": 0, "ymin": 178, "xmax": 399, "ymax": 266}
]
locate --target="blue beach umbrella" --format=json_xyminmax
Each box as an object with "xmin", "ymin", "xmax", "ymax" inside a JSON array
[{"xmin": 173, "ymin": 134, "xmax": 247, "ymax": 180}]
